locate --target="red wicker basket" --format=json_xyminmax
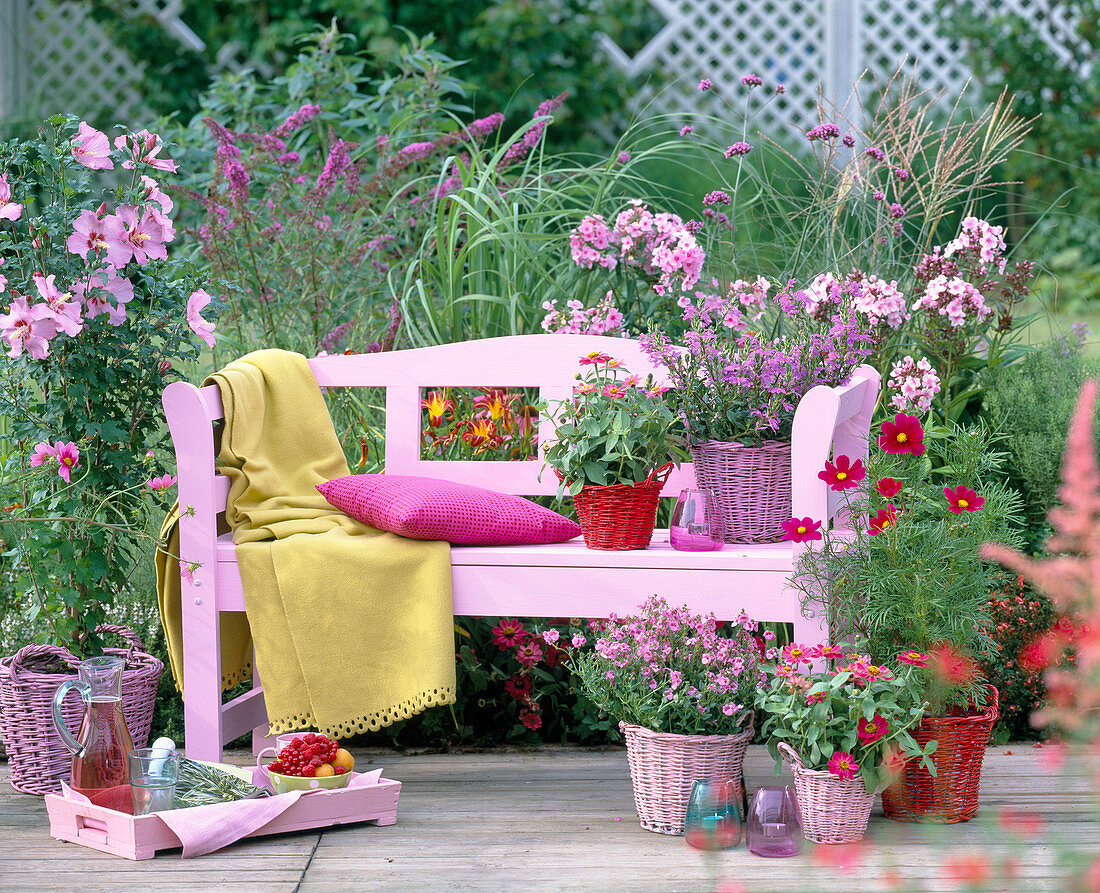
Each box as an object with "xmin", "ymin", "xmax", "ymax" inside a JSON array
[
  {"xmin": 0, "ymin": 625, "xmax": 163, "ymax": 796},
  {"xmin": 689, "ymin": 440, "xmax": 791, "ymax": 544},
  {"xmin": 881, "ymin": 685, "xmax": 998, "ymax": 823},
  {"xmin": 569, "ymin": 463, "xmax": 673, "ymax": 551}
]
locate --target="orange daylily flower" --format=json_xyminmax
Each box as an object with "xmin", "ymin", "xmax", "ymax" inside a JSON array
[{"xmin": 421, "ymin": 389, "xmax": 455, "ymax": 427}]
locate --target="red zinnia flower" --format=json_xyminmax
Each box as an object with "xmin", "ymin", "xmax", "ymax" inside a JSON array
[
  {"xmin": 780, "ymin": 516, "xmax": 822, "ymax": 542},
  {"xmin": 875, "ymin": 477, "xmax": 903, "ymax": 498},
  {"xmin": 492, "ymin": 619, "xmax": 527, "ymax": 648},
  {"xmin": 519, "ymin": 709, "xmax": 543, "ymax": 731},
  {"xmin": 818, "ymin": 455, "xmax": 866, "ymax": 490},
  {"xmin": 879, "ymin": 412, "xmax": 925, "ymax": 456},
  {"xmin": 504, "ymin": 673, "xmax": 533, "ymax": 699},
  {"xmin": 856, "ymin": 714, "xmax": 888, "ymax": 745},
  {"xmin": 944, "ymin": 484, "xmax": 984, "ymax": 513},
  {"xmin": 868, "ymin": 504, "xmax": 897, "ymax": 535}
]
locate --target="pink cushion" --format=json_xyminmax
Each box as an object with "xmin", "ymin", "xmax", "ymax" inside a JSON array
[{"xmin": 317, "ymin": 475, "xmax": 581, "ymax": 545}]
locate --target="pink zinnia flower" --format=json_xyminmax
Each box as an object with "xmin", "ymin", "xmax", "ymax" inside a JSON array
[
  {"xmin": 879, "ymin": 412, "xmax": 925, "ymax": 456},
  {"xmin": 781, "ymin": 644, "xmax": 812, "ymax": 665},
  {"xmin": 492, "ymin": 618, "xmax": 527, "ymax": 648},
  {"xmin": 579, "ymin": 351, "xmax": 612, "ymax": 366},
  {"xmin": 520, "ymin": 709, "xmax": 542, "ymax": 731},
  {"xmin": 806, "ymin": 691, "xmax": 826, "ymax": 705},
  {"xmin": 0, "ymin": 173, "xmax": 22, "ymax": 221},
  {"xmin": 146, "ymin": 474, "xmax": 177, "ymax": 491},
  {"xmin": 868, "ymin": 505, "xmax": 897, "ymax": 535},
  {"xmin": 53, "ymin": 441, "xmax": 80, "ymax": 483},
  {"xmin": 0, "ymin": 294, "xmax": 56, "ymax": 359},
  {"xmin": 827, "ymin": 751, "xmax": 859, "ymax": 780},
  {"xmin": 820, "ymin": 644, "xmax": 846, "ymax": 660},
  {"xmin": 818, "ymin": 455, "xmax": 866, "ymax": 491},
  {"xmin": 30, "ymin": 441, "xmax": 56, "ymax": 467},
  {"xmin": 897, "ymin": 650, "xmax": 929, "ymax": 667},
  {"xmin": 515, "ymin": 640, "xmax": 543, "ymax": 667},
  {"xmin": 72, "ymin": 122, "xmax": 114, "ymax": 170},
  {"xmin": 602, "ymin": 384, "xmax": 627, "ymax": 398},
  {"xmin": 857, "ymin": 715, "xmax": 888, "ymax": 745},
  {"xmin": 186, "ymin": 289, "xmax": 217, "ymax": 348},
  {"xmin": 876, "ymin": 477, "xmax": 903, "ymax": 498},
  {"xmin": 944, "ymin": 484, "xmax": 984, "ymax": 513},
  {"xmin": 780, "ymin": 516, "xmax": 822, "ymax": 543}
]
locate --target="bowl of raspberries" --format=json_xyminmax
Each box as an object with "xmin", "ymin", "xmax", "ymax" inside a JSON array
[{"xmin": 263, "ymin": 732, "xmax": 356, "ymax": 792}]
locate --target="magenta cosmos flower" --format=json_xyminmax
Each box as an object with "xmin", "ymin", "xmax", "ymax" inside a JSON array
[
  {"xmin": 879, "ymin": 413, "xmax": 925, "ymax": 456},
  {"xmin": 944, "ymin": 484, "xmax": 984, "ymax": 513},
  {"xmin": 781, "ymin": 517, "xmax": 822, "ymax": 542},
  {"xmin": 146, "ymin": 474, "xmax": 177, "ymax": 491},
  {"xmin": 856, "ymin": 715, "xmax": 888, "ymax": 745},
  {"xmin": 71, "ymin": 122, "xmax": 114, "ymax": 171},
  {"xmin": 818, "ymin": 455, "xmax": 866, "ymax": 491},
  {"xmin": 875, "ymin": 477, "xmax": 903, "ymax": 498},
  {"xmin": 828, "ymin": 751, "xmax": 859, "ymax": 780},
  {"xmin": 53, "ymin": 441, "xmax": 80, "ymax": 483},
  {"xmin": 868, "ymin": 505, "xmax": 897, "ymax": 535},
  {"xmin": 30, "ymin": 441, "xmax": 56, "ymax": 467}
]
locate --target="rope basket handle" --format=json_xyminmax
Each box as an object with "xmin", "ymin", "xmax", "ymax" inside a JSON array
[
  {"xmin": 95, "ymin": 624, "xmax": 148, "ymax": 659},
  {"xmin": 776, "ymin": 741, "xmax": 804, "ymax": 773},
  {"xmin": 9, "ymin": 642, "xmax": 81, "ymax": 677}
]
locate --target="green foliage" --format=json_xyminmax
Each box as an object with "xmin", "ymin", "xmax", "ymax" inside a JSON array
[
  {"xmin": 981, "ymin": 331, "xmax": 1097, "ymax": 550},
  {"xmin": 541, "ymin": 355, "xmax": 687, "ymax": 492},
  {"xmin": 756, "ymin": 650, "xmax": 933, "ymax": 791},
  {"xmin": 0, "ymin": 116, "xmax": 215, "ymax": 655}
]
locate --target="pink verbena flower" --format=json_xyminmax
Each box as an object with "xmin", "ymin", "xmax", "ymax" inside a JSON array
[
  {"xmin": 888, "ymin": 355, "xmax": 941, "ymax": 414},
  {"xmin": 680, "ymin": 125, "xmax": 694, "ymax": 136},
  {"xmin": 186, "ymin": 289, "xmax": 217, "ymax": 348},
  {"xmin": 71, "ymin": 122, "xmax": 114, "ymax": 170},
  {"xmin": 698, "ymin": 78, "xmax": 713, "ymax": 91},
  {"xmin": 724, "ymin": 141, "xmax": 753, "ymax": 157},
  {"xmin": 805, "ymin": 123, "xmax": 840, "ymax": 141},
  {"xmin": 0, "ymin": 173, "xmax": 22, "ymax": 221}
]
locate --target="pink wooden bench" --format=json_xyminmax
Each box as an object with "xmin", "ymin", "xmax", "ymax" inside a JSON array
[{"xmin": 162, "ymin": 334, "xmax": 881, "ymax": 762}]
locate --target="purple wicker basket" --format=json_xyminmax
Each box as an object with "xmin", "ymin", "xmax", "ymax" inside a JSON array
[
  {"xmin": 620, "ymin": 712, "xmax": 754, "ymax": 836},
  {"xmin": 689, "ymin": 439, "xmax": 792, "ymax": 544},
  {"xmin": 0, "ymin": 625, "xmax": 163, "ymax": 795}
]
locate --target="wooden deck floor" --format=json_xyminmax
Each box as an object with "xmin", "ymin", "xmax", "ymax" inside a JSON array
[{"xmin": 1, "ymin": 745, "xmax": 1096, "ymax": 892}]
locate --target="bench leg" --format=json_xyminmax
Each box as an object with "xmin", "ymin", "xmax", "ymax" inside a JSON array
[
  {"xmin": 180, "ymin": 585, "xmax": 225, "ymax": 763},
  {"xmin": 792, "ymin": 602, "xmax": 828, "ymax": 649}
]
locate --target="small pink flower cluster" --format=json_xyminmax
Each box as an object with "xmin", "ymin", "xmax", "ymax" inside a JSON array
[
  {"xmin": 943, "ymin": 216, "xmax": 1008, "ymax": 274},
  {"xmin": 569, "ymin": 201, "xmax": 706, "ymax": 296},
  {"xmin": 888, "ymin": 355, "xmax": 942, "ymax": 414},
  {"xmin": 540, "ymin": 293, "xmax": 625, "ymax": 336},
  {"xmin": 850, "ymin": 273, "xmax": 910, "ymax": 330},
  {"xmin": 913, "ymin": 275, "xmax": 992, "ymax": 327}
]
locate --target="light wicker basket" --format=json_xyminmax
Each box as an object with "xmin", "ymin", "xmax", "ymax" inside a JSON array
[
  {"xmin": 620, "ymin": 712, "xmax": 754, "ymax": 836},
  {"xmin": 778, "ymin": 742, "xmax": 875, "ymax": 844},
  {"xmin": 0, "ymin": 625, "xmax": 163, "ymax": 795},
  {"xmin": 689, "ymin": 440, "xmax": 791, "ymax": 544}
]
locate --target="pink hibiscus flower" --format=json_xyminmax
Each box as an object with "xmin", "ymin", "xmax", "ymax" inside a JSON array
[
  {"xmin": 71, "ymin": 122, "xmax": 114, "ymax": 170},
  {"xmin": 0, "ymin": 173, "xmax": 23, "ymax": 221},
  {"xmin": 186, "ymin": 289, "xmax": 217, "ymax": 348},
  {"xmin": 33, "ymin": 273, "xmax": 84, "ymax": 337},
  {"xmin": 827, "ymin": 751, "xmax": 859, "ymax": 780},
  {"xmin": 66, "ymin": 209, "xmax": 129, "ymax": 267},
  {"xmin": 116, "ymin": 205, "xmax": 168, "ymax": 265},
  {"xmin": 74, "ymin": 269, "xmax": 135, "ymax": 326},
  {"xmin": 115, "ymin": 130, "xmax": 177, "ymax": 173},
  {"xmin": 0, "ymin": 295, "xmax": 56, "ymax": 359}
]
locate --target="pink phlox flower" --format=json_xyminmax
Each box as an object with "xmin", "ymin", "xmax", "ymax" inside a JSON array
[
  {"xmin": 186, "ymin": 289, "xmax": 217, "ymax": 348},
  {"xmin": 0, "ymin": 173, "xmax": 23, "ymax": 220},
  {"xmin": 72, "ymin": 122, "xmax": 114, "ymax": 170},
  {"xmin": 913, "ymin": 275, "xmax": 991, "ymax": 327},
  {"xmin": 851, "ymin": 274, "xmax": 909, "ymax": 329},
  {"xmin": 827, "ymin": 751, "xmax": 859, "ymax": 780},
  {"xmin": 74, "ymin": 269, "xmax": 135, "ymax": 326},
  {"xmin": 888, "ymin": 355, "xmax": 941, "ymax": 414},
  {"xmin": 52, "ymin": 441, "xmax": 80, "ymax": 483},
  {"xmin": 0, "ymin": 294, "xmax": 57, "ymax": 359},
  {"xmin": 116, "ymin": 205, "xmax": 168, "ymax": 265},
  {"xmin": 66, "ymin": 209, "xmax": 129, "ymax": 267},
  {"xmin": 146, "ymin": 474, "xmax": 177, "ymax": 491},
  {"xmin": 943, "ymin": 216, "xmax": 1007, "ymax": 273},
  {"xmin": 114, "ymin": 130, "xmax": 178, "ymax": 172},
  {"xmin": 33, "ymin": 273, "xmax": 83, "ymax": 336},
  {"xmin": 30, "ymin": 441, "xmax": 56, "ymax": 467}
]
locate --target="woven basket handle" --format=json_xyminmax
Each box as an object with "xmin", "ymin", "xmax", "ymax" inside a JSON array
[
  {"xmin": 95, "ymin": 624, "xmax": 148, "ymax": 658},
  {"xmin": 776, "ymin": 741, "xmax": 804, "ymax": 772},
  {"xmin": 645, "ymin": 462, "xmax": 675, "ymax": 486},
  {"xmin": 9, "ymin": 642, "xmax": 81, "ymax": 677},
  {"xmin": 733, "ymin": 708, "xmax": 754, "ymax": 733}
]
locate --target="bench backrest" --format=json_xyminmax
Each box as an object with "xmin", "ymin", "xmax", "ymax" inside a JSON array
[{"xmin": 162, "ymin": 335, "xmax": 880, "ymax": 571}]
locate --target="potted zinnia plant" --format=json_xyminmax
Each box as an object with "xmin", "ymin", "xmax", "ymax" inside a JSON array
[
  {"xmin": 757, "ymin": 642, "xmax": 932, "ymax": 843},
  {"xmin": 568, "ymin": 595, "xmax": 763, "ymax": 835},
  {"xmin": 0, "ymin": 115, "xmax": 219, "ymax": 793},
  {"xmin": 786, "ymin": 410, "xmax": 1024, "ymax": 822},
  {"xmin": 542, "ymin": 352, "xmax": 686, "ymax": 550},
  {"xmin": 640, "ymin": 278, "xmax": 876, "ymax": 544}
]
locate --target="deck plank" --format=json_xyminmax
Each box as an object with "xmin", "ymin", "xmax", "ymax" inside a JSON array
[{"xmin": 2, "ymin": 745, "xmax": 1096, "ymax": 892}]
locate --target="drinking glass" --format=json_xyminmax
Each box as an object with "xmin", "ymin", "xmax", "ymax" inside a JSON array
[
  {"xmin": 130, "ymin": 746, "xmax": 179, "ymax": 815},
  {"xmin": 669, "ymin": 488, "xmax": 724, "ymax": 551},
  {"xmin": 746, "ymin": 785, "xmax": 803, "ymax": 856},
  {"xmin": 684, "ymin": 778, "xmax": 743, "ymax": 849}
]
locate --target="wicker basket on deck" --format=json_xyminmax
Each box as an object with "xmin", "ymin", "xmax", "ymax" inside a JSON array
[
  {"xmin": 689, "ymin": 440, "xmax": 791, "ymax": 544},
  {"xmin": 778, "ymin": 742, "xmax": 875, "ymax": 844}
]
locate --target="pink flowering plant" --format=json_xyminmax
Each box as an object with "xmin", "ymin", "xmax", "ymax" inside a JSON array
[
  {"xmin": 541, "ymin": 352, "xmax": 687, "ymax": 495},
  {"xmin": 756, "ymin": 642, "xmax": 933, "ymax": 791},
  {"xmin": 0, "ymin": 116, "xmax": 218, "ymax": 655},
  {"xmin": 568, "ymin": 596, "xmax": 764, "ymax": 735}
]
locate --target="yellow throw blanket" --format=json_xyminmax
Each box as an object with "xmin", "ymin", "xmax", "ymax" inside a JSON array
[{"xmin": 156, "ymin": 349, "xmax": 455, "ymax": 738}]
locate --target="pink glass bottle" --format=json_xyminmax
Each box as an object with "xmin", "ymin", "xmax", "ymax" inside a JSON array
[{"xmin": 52, "ymin": 656, "xmax": 134, "ymax": 811}]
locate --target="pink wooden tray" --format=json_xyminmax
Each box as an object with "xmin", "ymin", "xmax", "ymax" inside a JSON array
[{"xmin": 44, "ymin": 773, "xmax": 401, "ymax": 860}]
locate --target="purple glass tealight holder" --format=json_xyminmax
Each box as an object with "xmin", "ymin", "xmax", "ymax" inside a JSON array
[
  {"xmin": 669, "ymin": 488, "xmax": 724, "ymax": 552},
  {"xmin": 746, "ymin": 785, "xmax": 803, "ymax": 857}
]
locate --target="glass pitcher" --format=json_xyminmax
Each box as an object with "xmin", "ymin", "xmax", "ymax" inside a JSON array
[{"xmin": 52, "ymin": 656, "xmax": 134, "ymax": 810}]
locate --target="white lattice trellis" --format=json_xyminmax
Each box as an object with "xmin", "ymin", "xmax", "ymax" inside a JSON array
[{"xmin": 601, "ymin": 0, "xmax": 1091, "ymax": 131}]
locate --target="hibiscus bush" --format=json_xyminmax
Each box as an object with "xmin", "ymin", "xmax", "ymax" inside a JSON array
[
  {"xmin": 756, "ymin": 642, "xmax": 932, "ymax": 792},
  {"xmin": 0, "ymin": 115, "xmax": 219, "ymax": 655}
]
